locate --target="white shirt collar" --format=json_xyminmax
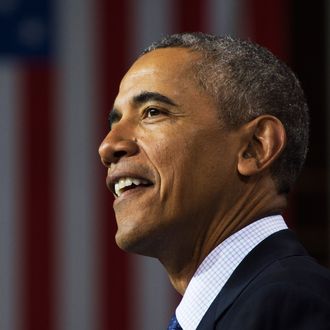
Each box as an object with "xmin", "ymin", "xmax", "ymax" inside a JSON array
[{"xmin": 176, "ymin": 215, "xmax": 288, "ymax": 330}]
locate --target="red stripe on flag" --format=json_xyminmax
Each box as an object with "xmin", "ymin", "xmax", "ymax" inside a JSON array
[
  {"xmin": 95, "ymin": 1, "xmax": 131, "ymax": 329},
  {"xmin": 176, "ymin": 0, "xmax": 208, "ymax": 32},
  {"xmin": 21, "ymin": 63, "xmax": 55, "ymax": 330},
  {"xmin": 247, "ymin": 0, "xmax": 291, "ymax": 62}
]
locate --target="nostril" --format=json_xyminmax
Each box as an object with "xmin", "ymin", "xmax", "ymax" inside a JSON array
[{"xmin": 114, "ymin": 150, "xmax": 127, "ymax": 159}]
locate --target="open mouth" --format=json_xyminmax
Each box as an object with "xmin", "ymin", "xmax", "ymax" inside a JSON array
[{"xmin": 113, "ymin": 177, "xmax": 153, "ymax": 198}]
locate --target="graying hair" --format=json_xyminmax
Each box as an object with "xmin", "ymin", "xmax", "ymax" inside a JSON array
[{"xmin": 143, "ymin": 32, "xmax": 309, "ymax": 193}]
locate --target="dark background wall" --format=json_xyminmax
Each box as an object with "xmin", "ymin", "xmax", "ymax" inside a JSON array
[{"xmin": 290, "ymin": 0, "xmax": 328, "ymax": 266}]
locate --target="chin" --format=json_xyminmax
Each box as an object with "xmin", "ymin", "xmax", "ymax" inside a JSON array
[{"xmin": 114, "ymin": 225, "xmax": 160, "ymax": 258}]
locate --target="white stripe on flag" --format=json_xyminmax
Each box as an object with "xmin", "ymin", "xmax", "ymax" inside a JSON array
[
  {"xmin": 130, "ymin": 255, "xmax": 175, "ymax": 330},
  {"xmin": 0, "ymin": 62, "xmax": 22, "ymax": 330},
  {"xmin": 129, "ymin": 0, "xmax": 177, "ymax": 328},
  {"xmin": 54, "ymin": 0, "xmax": 98, "ymax": 328},
  {"xmin": 129, "ymin": 0, "xmax": 173, "ymax": 61},
  {"xmin": 208, "ymin": 0, "xmax": 243, "ymax": 37}
]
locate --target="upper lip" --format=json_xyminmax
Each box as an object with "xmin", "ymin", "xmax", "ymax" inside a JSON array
[{"xmin": 106, "ymin": 169, "xmax": 154, "ymax": 196}]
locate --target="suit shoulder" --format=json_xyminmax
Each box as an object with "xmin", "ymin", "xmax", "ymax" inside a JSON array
[
  {"xmin": 253, "ymin": 254, "xmax": 330, "ymax": 297},
  {"xmin": 218, "ymin": 275, "xmax": 330, "ymax": 329}
]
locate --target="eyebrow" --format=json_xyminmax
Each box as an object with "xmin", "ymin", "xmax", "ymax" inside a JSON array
[{"xmin": 132, "ymin": 91, "xmax": 178, "ymax": 107}]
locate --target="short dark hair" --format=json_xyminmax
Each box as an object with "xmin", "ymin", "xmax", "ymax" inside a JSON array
[{"xmin": 143, "ymin": 32, "xmax": 309, "ymax": 193}]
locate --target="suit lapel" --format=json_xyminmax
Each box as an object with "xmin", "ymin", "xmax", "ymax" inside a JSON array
[{"xmin": 197, "ymin": 230, "xmax": 308, "ymax": 329}]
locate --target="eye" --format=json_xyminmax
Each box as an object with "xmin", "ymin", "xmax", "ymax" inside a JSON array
[{"xmin": 145, "ymin": 108, "xmax": 161, "ymax": 118}]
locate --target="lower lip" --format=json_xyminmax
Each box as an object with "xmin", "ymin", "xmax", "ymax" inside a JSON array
[{"xmin": 113, "ymin": 185, "xmax": 153, "ymax": 206}]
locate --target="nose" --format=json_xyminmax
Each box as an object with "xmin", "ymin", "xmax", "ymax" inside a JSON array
[{"xmin": 98, "ymin": 122, "xmax": 139, "ymax": 167}]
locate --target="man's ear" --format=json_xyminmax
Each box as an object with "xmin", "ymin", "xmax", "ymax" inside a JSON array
[{"xmin": 237, "ymin": 115, "xmax": 286, "ymax": 176}]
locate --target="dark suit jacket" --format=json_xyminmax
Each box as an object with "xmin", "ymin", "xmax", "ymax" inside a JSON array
[{"xmin": 197, "ymin": 230, "xmax": 330, "ymax": 329}]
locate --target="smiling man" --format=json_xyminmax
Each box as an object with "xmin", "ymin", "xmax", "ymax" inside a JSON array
[{"xmin": 99, "ymin": 33, "xmax": 330, "ymax": 329}]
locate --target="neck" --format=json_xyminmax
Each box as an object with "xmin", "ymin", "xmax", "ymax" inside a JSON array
[{"xmin": 160, "ymin": 178, "xmax": 287, "ymax": 295}]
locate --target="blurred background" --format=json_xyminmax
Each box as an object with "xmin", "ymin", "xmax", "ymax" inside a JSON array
[{"xmin": 0, "ymin": 0, "xmax": 328, "ymax": 329}]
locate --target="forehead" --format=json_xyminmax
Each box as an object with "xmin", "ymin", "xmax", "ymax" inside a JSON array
[{"xmin": 116, "ymin": 48, "xmax": 202, "ymax": 105}]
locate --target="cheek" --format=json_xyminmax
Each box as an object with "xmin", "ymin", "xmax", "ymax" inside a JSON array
[
  {"xmin": 144, "ymin": 128, "xmax": 184, "ymax": 166},
  {"xmin": 142, "ymin": 131, "xmax": 192, "ymax": 198},
  {"xmin": 154, "ymin": 139, "xmax": 178, "ymax": 190},
  {"xmin": 141, "ymin": 125, "xmax": 232, "ymax": 198}
]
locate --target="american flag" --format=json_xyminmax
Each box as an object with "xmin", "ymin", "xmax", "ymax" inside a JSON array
[{"xmin": 0, "ymin": 0, "xmax": 327, "ymax": 330}]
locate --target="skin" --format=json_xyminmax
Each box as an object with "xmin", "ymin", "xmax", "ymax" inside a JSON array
[{"xmin": 99, "ymin": 48, "xmax": 287, "ymax": 294}]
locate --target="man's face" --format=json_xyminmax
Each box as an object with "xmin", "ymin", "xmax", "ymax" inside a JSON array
[{"xmin": 99, "ymin": 48, "xmax": 242, "ymax": 256}]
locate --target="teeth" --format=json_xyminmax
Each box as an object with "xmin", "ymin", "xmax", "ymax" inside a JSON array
[{"xmin": 114, "ymin": 177, "xmax": 149, "ymax": 197}]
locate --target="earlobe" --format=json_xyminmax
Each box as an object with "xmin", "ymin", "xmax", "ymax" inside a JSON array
[{"xmin": 237, "ymin": 116, "xmax": 286, "ymax": 177}]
